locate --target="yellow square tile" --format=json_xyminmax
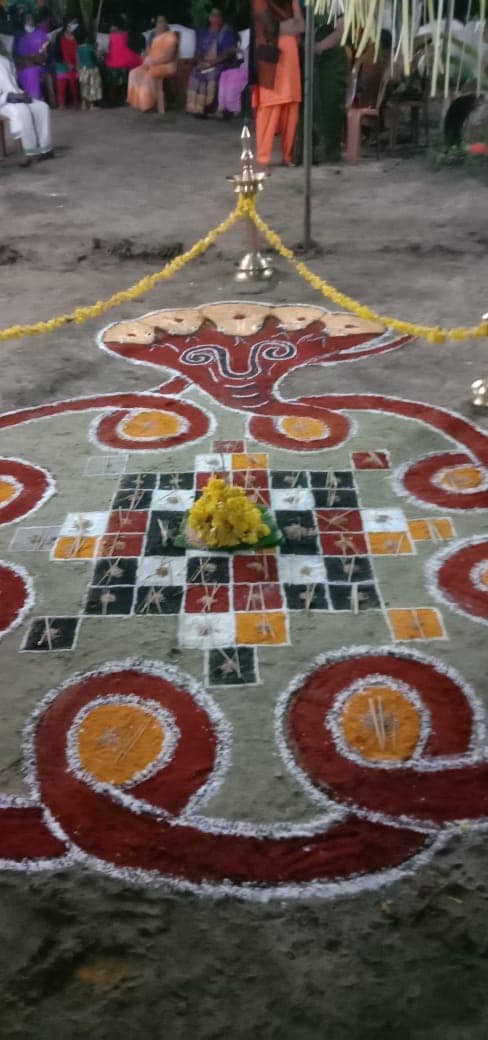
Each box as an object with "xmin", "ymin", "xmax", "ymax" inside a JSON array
[
  {"xmin": 408, "ymin": 518, "xmax": 455, "ymax": 542},
  {"xmin": 388, "ymin": 608, "xmax": 445, "ymax": 641},
  {"xmin": 368, "ymin": 532, "xmax": 414, "ymax": 555},
  {"xmin": 235, "ymin": 612, "xmax": 288, "ymax": 646},
  {"xmin": 52, "ymin": 536, "xmax": 98, "ymax": 560},
  {"xmin": 232, "ymin": 453, "xmax": 269, "ymax": 471}
]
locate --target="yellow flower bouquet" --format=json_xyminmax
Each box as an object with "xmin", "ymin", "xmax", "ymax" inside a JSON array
[{"xmin": 176, "ymin": 477, "xmax": 282, "ymax": 552}]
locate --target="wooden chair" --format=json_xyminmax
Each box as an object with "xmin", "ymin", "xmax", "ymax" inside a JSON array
[
  {"xmin": 0, "ymin": 115, "xmax": 20, "ymax": 159},
  {"xmin": 0, "ymin": 116, "xmax": 7, "ymax": 159},
  {"xmin": 346, "ymin": 64, "xmax": 390, "ymax": 162},
  {"xmin": 385, "ymin": 79, "xmax": 430, "ymax": 151}
]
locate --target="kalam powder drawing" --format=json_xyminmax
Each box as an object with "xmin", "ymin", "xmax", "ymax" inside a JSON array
[{"xmin": 0, "ymin": 302, "xmax": 487, "ymax": 899}]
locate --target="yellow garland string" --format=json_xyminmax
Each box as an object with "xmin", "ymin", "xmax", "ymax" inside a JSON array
[
  {"xmin": 0, "ymin": 204, "xmax": 243, "ymax": 343},
  {"xmin": 0, "ymin": 191, "xmax": 487, "ymax": 345},
  {"xmin": 240, "ymin": 197, "xmax": 488, "ymax": 346}
]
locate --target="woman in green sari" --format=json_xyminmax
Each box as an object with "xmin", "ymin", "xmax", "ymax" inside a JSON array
[{"xmin": 295, "ymin": 15, "xmax": 348, "ymax": 164}]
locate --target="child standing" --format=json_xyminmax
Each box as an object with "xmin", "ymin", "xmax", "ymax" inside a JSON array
[{"xmin": 78, "ymin": 36, "xmax": 102, "ymax": 109}]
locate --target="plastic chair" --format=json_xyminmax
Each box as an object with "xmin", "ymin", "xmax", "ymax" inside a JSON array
[{"xmin": 346, "ymin": 65, "xmax": 390, "ymax": 162}]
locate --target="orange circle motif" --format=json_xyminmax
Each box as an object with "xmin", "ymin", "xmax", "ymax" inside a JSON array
[
  {"xmin": 121, "ymin": 410, "xmax": 186, "ymax": 441},
  {"xmin": 0, "ymin": 477, "xmax": 19, "ymax": 508},
  {"xmin": 341, "ymin": 685, "xmax": 422, "ymax": 763},
  {"xmin": 437, "ymin": 464, "xmax": 485, "ymax": 492},
  {"xmin": 279, "ymin": 416, "xmax": 329, "ymax": 442},
  {"xmin": 77, "ymin": 703, "xmax": 165, "ymax": 786}
]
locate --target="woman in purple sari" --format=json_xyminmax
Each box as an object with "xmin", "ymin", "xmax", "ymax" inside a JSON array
[
  {"xmin": 186, "ymin": 7, "xmax": 235, "ymax": 117},
  {"xmin": 15, "ymin": 13, "xmax": 49, "ymax": 100}
]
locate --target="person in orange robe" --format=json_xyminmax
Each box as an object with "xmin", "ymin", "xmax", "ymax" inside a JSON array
[
  {"xmin": 252, "ymin": 0, "xmax": 304, "ymax": 166},
  {"xmin": 127, "ymin": 17, "xmax": 178, "ymax": 113}
]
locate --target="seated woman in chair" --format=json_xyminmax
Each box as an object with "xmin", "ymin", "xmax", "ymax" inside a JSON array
[
  {"xmin": 186, "ymin": 7, "xmax": 235, "ymax": 117},
  {"xmin": 218, "ymin": 32, "xmax": 249, "ymax": 118},
  {"xmin": 104, "ymin": 20, "xmax": 142, "ymax": 104},
  {"xmin": 127, "ymin": 16, "xmax": 178, "ymax": 113}
]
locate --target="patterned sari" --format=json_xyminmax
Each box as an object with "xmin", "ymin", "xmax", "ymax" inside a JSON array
[{"xmin": 186, "ymin": 24, "xmax": 235, "ymax": 116}]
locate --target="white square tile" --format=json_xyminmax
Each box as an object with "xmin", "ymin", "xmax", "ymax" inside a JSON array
[
  {"xmin": 194, "ymin": 453, "xmax": 231, "ymax": 473},
  {"xmin": 9, "ymin": 526, "xmax": 61, "ymax": 551},
  {"xmin": 271, "ymin": 488, "xmax": 315, "ymax": 512},
  {"xmin": 278, "ymin": 555, "xmax": 327, "ymax": 585},
  {"xmin": 178, "ymin": 612, "xmax": 234, "ymax": 649},
  {"xmin": 137, "ymin": 556, "xmax": 187, "ymax": 587},
  {"xmin": 85, "ymin": 455, "xmax": 128, "ymax": 476},
  {"xmin": 152, "ymin": 489, "xmax": 195, "ymax": 511},
  {"xmin": 361, "ymin": 509, "xmax": 408, "ymax": 533},
  {"xmin": 59, "ymin": 512, "xmax": 109, "ymax": 538}
]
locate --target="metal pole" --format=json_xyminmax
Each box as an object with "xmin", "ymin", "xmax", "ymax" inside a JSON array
[{"xmin": 303, "ymin": 1, "xmax": 315, "ymax": 251}]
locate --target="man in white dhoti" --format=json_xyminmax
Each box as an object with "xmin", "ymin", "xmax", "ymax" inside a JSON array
[{"xmin": 0, "ymin": 41, "xmax": 52, "ymax": 163}]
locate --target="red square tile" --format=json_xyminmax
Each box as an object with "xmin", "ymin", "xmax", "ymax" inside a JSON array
[
  {"xmin": 316, "ymin": 509, "xmax": 363, "ymax": 534},
  {"xmin": 233, "ymin": 554, "xmax": 279, "ymax": 583},
  {"xmin": 184, "ymin": 585, "xmax": 229, "ymax": 613},
  {"xmin": 352, "ymin": 451, "xmax": 390, "ymax": 470},
  {"xmin": 320, "ymin": 533, "xmax": 369, "ymax": 556},
  {"xmin": 97, "ymin": 533, "xmax": 144, "ymax": 558},
  {"xmin": 233, "ymin": 582, "xmax": 284, "ymax": 611},
  {"xmin": 196, "ymin": 470, "xmax": 229, "ymax": 489},
  {"xmin": 107, "ymin": 510, "xmax": 149, "ymax": 535},
  {"xmin": 232, "ymin": 470, "xmax": 269, "ymax": 490}
]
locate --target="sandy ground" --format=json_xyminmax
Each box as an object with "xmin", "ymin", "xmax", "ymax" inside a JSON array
[{"xmin": 1, "ymin": 108, "xmax": 488, "ymax": 1039}]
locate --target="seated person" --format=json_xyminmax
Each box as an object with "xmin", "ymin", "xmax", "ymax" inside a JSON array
[
  {"xmin": 104, "ymin": 20, "xmax": 142, "ymax": 102},
  {"xmin": 0, "ymin": 38, "xmax": 52, "ymax": 162},
  {"xmin": 127, "ymin": 15, "xmax": 178, "ymax": 113},
  {"xmin": 218, "ymin": 33, "xmax": 248, "ymax": 118},
  {"xmin": 186, "ymin": 7, "xmax": 235, "ymax": 117},
  {"xmin": 54, "ymin": 20, "xmax": 80, "ymax": 108}
]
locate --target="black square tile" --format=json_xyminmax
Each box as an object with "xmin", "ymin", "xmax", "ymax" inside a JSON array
[
  {"xmin": 85, "ymin": 586, "xmax": 134, "ymax": 616},
  {"xmin": 309, "ymin": 470, "xmax": 355, "ymax": 489},
  {"xmin": 208, "ymin": 647, "xmax": 257, "ymax": 686},
  {"xmin": 324, "ymin": 556, "xmax": 374, "ymax": 583},
  {"xmin": 134, "ymin": 586, "xmax": 183, "ymax": 615},
  {"xmin": 284, "ymin": 584, "xmax": 329, "ymax": 610},
  {"xmin": 22, "ymin": 616, "xmax": 79, "ymax": 651},
  {"xmin": 119, "ymin": 473, "xmax": 157, "ymax": 490},
  {"xmin": 186, "ymin": 556, "xmax": 230, "ymax": 584},
  {"xmin": 312, "ymin": 488, "xmax": 359, "ymax": 509},
  {"xmin": 158, "ymin": 472, "xmax": 194, "ymax": 490},
  {"xmin": 112, "ymin": 489, "xmax": 153, "ymax": 511},
  {"xmin": 144, "ymin": 511, "xmax": 186, "ymax": 556},
  {"xmin": 275, "ymin": 511, "xmax": 319, "ymax": 555},
  {"xmin": 271, "ymin": 471, "xmax": 309, "ymax": 489},
  {"xmin": 92, "ymin": 557, "xmax": 137, "ymax": 587},
  {"xmin": 328, "ymin": 582, "xmax": 381, "ymax": 611}
]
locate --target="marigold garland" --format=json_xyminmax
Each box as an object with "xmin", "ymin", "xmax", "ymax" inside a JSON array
[
  {"xmin": 0, "ymin": 192, "xmax": 487, "ymax": 344},
  {"xmin": 188, "ymin": 477, "xmax": 270, "ymax": 550}
]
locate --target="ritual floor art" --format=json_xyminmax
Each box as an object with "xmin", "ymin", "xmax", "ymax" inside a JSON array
[{"xmin": 1, "ymin": 301, "xmax": 487, "ymax": 901}]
